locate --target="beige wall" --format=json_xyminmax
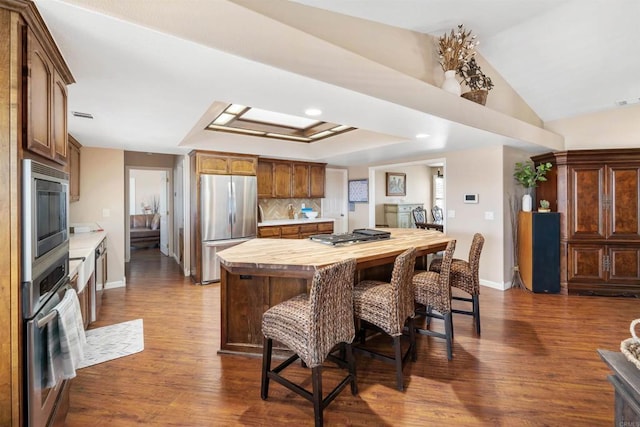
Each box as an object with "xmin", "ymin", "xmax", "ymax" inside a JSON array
[
  {"xmin": 130, "ymin": 169, "xmax": 165, "ymax": 214},
  {"xmin": 69, "ymin": 147, "xmax": 125, "ymax": 287},
  {"xmin": 124, "ymin": 151, "xmax": 177, "ymax": 168},
  {"xmin": 545, "ymin": 104, "xmax": 640, "ymax": 149},
  {"xmin": 346, "ymin": 165, "xmax": 369, "ymax": 231},
  {"xmin": 372, "ymin": 165, "xmax": 430, "ymax": 225}
]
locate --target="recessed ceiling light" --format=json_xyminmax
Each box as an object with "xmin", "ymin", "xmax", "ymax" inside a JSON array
[
  {"xmin": 305, "ymin": 108, "xmax": 322, "ymax": 117},
  {"xmin": 416, "ymin": 133, "xmax": 430, "ymax": 139}
]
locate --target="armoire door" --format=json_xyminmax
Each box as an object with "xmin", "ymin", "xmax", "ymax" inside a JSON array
[
  {"xmin": 569, "ymin": 165, "xmax": 606, "ymax": 240},
  {"xmin": 608, "ymin": 166, "xmax": 640, "ymax": 239}
]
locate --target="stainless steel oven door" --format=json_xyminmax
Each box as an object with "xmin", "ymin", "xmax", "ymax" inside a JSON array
[{"xmin": 24, "ymin": 279, "xmax": 71, "ymax": 427}]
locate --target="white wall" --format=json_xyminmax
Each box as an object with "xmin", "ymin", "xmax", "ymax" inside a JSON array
[{"xmin": 130, "ymin": 169, "xmax": 165, "ymax": 214}]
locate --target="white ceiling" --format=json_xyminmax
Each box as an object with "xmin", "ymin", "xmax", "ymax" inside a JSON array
[{"xmin": 33, "ymin": 0, "xmax": 640, "ymax": 166}]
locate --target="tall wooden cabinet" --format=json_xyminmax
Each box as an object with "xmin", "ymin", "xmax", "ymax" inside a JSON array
[
  {"xmin": 532, "ymin": 149, "xmax": 640, "ymax": 296},
  {"xmin": 0, "ymin": 1, "xmax": 74, "ymax": 425}
]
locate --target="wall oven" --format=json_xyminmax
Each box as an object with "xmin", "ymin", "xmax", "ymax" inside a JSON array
[
  {"xmin": 22, "ymin": 159, "xmax": 70, "ymax": 318},
  {"xmin": 22, "ymin": 159, "xmax": 71, "ymax": 426}
]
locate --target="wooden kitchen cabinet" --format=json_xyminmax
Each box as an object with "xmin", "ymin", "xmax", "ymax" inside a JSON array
[
  {"xmin": 258, "ymin": 158, "xmax": 326, "ymax": 199},
  {"xmin": 273, "ymin": 161, "xmax": 293, "ymax": 198},
  {"xmin": 68, "ymin": 134, "xmax": 81, "ymax": 202},
  {"xmin": 533, "ymin": 149, "xmax": 640, "ymax": 296},
  {"xmin": 194, "ymin": 150, "xmax": 257, "ymax": 175},
  {"xmin": 293, "ymin": 163, "xmax": 310, "ymax": 198},
  {"xmin": 24, "ymin": 27, "xmax": 69, "ymax": 165},
  {"xmin": 309, "ymin": 163, "xmax": 325, "ymax": 198},
  {"xmin": 257, "ymin": 160, "xmax": 274, "ymax": 198},
  {"xmin": 258, "ymin": 221, "xmax": 334, "ymax": 239}
]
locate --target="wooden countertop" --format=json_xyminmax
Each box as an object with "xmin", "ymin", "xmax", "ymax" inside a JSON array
[
  {"xmin": 218, "ymin": 228, "xmax": 450, "ymax": 273},
  {"xmin": 258, "ymin": 218, "xmax": 334, "ymax": 227}
]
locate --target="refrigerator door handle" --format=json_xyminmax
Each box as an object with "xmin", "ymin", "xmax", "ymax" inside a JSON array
[
  {"xmin": 227, "ymin": 181, "xmax": 233, "ymax": 226},
  {"xmin": 231, "ymin": 181, "xmax": 237, "ymax": 224}
]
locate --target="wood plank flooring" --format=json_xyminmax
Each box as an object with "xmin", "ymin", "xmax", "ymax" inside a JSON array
[{"xmin": 65, "ymin": 248, "xmax": 638, "ymax": 426}]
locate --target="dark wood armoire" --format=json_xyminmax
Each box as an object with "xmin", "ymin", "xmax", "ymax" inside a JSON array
[{"xmin": 532, "ymin": 149, "xmax": 640, "ymax": 296}]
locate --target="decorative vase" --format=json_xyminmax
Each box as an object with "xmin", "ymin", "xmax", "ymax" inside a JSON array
[
  {"xmin": 441, "ymin": 70, "xmax": 461, "ymax": 95},
  {"xmin": 461, "ymin": 90, "xmax": 488, "ymax": 105},
  {"xmin": 522, "ymin": 193, "xmax": 532, "ymax": 212}
]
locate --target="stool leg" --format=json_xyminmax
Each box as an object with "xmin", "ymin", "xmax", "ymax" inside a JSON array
[
  {"xmin": 473, "ymin": 295, "xmax": 481, "ymax": 335},
  {"xmin": 261, "ymin": 337, "xmax": 272, "ymax": 400},
  {"xmin": 408, "ymin": 317, "xmax": 417, "ymax": 362},
  {"xmin": 312, "ymin": 366, "xmax": 323, "ymax": 427},
  {"xmin": 345, "ymin": 342, "xmax": 358, "ymax": 395},
  {"xmin": 393, "ymin": 336, "xmax": 404, "ymax": 391},
  {"xmin": 444, "ymin": 312, "xmax": 453, "ymax": 361}
]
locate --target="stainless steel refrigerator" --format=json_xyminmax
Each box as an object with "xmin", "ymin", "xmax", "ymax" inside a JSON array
[{"xmin": 200, "ymin": 174, "xmax": 257, "ymax": 283}]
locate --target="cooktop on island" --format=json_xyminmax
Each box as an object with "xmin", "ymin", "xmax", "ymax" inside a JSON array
[{"xmin": 309, "ymin": 229, "xmax": 391, "ymax": 246}]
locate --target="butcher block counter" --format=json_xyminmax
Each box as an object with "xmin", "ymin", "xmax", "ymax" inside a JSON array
[{"xmin": 217, "ymin": 228, "xmax": 451, "ymax": 356}]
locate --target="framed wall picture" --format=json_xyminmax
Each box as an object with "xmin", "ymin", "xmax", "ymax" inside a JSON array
[
  {"xmin": 386, "ymin": 172, "xmax": 406, "ymax": 196},
  {"xmin": 348, "ymin": 179, "xmax": 369, "ymax": 203}
]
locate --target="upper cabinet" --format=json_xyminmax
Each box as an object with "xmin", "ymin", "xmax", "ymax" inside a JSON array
[
  {"xmin": 258, "ymin": 158, "xmax": 326, "ymax": 199},
  {"xmin": 24, "ymin": 27, "xmax": 70, "ymax": 165},
  {"xmin": 68, "ymin": 135, "xmax": 81, "ymax": 202},
  {"xmin": 193, "ymin": 150, "xmax": 257, "ymax": 176}
]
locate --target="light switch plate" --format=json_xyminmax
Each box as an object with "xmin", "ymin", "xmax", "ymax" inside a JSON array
[
  {"xmin": 447, "ymin": 210, "xmax": 455, "ymax": 218},
  {"xmin": 102, "ymin": 208, "xmax": 110, "ymax": 218},
  {"xmin": 484, "ymin": 211, "xmax": 494, "ymax": 220}
]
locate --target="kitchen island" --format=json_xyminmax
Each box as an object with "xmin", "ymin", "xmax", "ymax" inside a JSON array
[{"xmin": 217, "ymin": 228, "xmax": 452, "ymax": 356}]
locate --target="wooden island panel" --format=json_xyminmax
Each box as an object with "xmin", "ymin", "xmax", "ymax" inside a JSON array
[{"xmin": 217, "ymin": 228, "xmax": 451, "ymax": 355}]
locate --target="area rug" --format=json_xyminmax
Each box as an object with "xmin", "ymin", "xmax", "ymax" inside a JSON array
[{"xmin": 78, "ymin": 318, "xmax": 144, "ymax": 369}]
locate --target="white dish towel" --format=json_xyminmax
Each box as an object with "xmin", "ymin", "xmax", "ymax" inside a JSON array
[{"xmin": 46, "ymin": 289, "xmax": 87, "ymax": 385}]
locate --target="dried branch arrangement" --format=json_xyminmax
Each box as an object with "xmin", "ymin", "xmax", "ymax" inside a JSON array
[{"xmin": 437, "ymin": 24, "xmax": 479, "ymax": 71}]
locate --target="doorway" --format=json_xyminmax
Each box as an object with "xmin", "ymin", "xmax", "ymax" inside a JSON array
[{"xmin": 126, "ymin": 167, "xmax": 173, "ymax": 262}]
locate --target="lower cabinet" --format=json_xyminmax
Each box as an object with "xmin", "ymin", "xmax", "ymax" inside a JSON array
[
  {"xmin": 258, "ymin": 221, "xmax": 334, "ymax": 239},
  {"xmin": 568, "ymin": 243, "xmax": 640, "ymax": 296},
  {"xmin": 384, "ymin": 203, "xmax": 423, "ymax": 228}
]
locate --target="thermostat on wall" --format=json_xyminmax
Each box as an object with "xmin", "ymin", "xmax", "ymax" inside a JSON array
[{"xmin": 464, "ymin": 194, "xmax": 479, "ymax": 204}]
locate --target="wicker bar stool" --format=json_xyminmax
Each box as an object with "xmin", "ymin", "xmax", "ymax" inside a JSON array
[
  {"xmin": 429, "ymin": 233, "xmax": 485, "ymax": 335},
  {"xmin": 353, "ymin": 248, "xmax": 417, "ymax": 391},
  {"xmin": 413, "ymin": 240, "xmax": 457, "ymax": 360},
  {"xmin": 261, "ymin": 258, "xmax": 357, "ymax": 427}
]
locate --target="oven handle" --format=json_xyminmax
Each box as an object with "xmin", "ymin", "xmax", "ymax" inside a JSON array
[{"xmin": 36, "ymin": 310, "xmax": 58, "ymax": 329}]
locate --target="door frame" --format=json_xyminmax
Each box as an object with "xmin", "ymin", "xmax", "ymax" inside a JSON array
[{"xmin": 124, "ymin": 166, "xmax": 173, "ymax": 262}]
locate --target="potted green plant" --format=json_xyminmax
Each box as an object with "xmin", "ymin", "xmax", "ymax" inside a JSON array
[
  {"xmin": 513, "ymin": 161, "xmax": 552, "ymax": 212},
  {"xmin": 538, "ymin": 199, "xmax": 551, "ymax": 213},
  {"xmin": 458, "ymin": 57, "xmax": 494, "ymax": 105}
]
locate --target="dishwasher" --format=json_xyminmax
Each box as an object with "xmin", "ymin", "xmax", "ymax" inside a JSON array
[{"xmin": 92, "ymin": 238, "xmax": 107, "ymax": 322}]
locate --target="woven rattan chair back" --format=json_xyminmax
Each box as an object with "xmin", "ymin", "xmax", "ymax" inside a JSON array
[
  {"xmin": 307, "ymin": 258, "xmax": 357, "ymax": 366},
  {"xmin": 390, "ymin": 247, "xmax": 418, "ymax": 336}
]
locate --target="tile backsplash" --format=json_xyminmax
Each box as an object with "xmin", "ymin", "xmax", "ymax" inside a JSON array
[{"xmin": 259, "ymin": 198, "xmax": 322, "ymax": 221}]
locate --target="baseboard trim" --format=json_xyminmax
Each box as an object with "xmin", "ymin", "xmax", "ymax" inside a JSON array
[
  {"xmin": 105, "ymin": 278, "xmax": 126, "ymax": 289},
  {"xmin": 480, "ymin": 279, "xmax": 511, "ymax": 291}
]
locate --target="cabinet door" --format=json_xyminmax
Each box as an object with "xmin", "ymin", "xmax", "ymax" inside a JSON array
[
  {"xmin": 26, "ymin": 29, "xmax": 53, "ymax": 159},
  {"xmin": 292, "ymin": 163, "xmax": 310, "ymax": 198},
  {"xmin": 609, "ymin": 246, "xmax": 640, "ymax": 283},
  {"xmin": 68, "ymin": 138, "xmax": 80, "ymax": 202},
  {"xmin": 273, "ymin": 162, "xmax": 292, "ymax": 198},
  {"xmin": 568, "ymin": 244, "xmax": 605, "ymax": 283},
  {"xmin": 197, "ymin": 153, "xmax": 229, "ymax": 174},
  {"xmin": 258, "ymin": 226, "xmax": 281, "ymax": 238},
  {"xmin": 257, "ymin": 161, "xmax": 274, "ymax": 198},
  {"xmin": 228, "ymin": 156, "xmax": 257, "ymax": 175},
  {"xmin": 309, "ymin": 164, "xmax": 325, "ymax": 198},
  {"xmin": 608, "ymin": 166, "xmax": 640, "ymax": 239},
  {"xmin": 398, "ymin": 212, "xmax": 411, "ymax": 228},
  {"xmin": 569, "ymin": 166, "xmax": 605, "ymax": 239},
  {"xmin": 52, "ymin": 70, "xmax": 68, "ymax": 165}
]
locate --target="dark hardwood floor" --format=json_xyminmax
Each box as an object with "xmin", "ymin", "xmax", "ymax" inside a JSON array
[{"xmin": 65, "ymin": 248, "xmax": 636, "ymax": 426}]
